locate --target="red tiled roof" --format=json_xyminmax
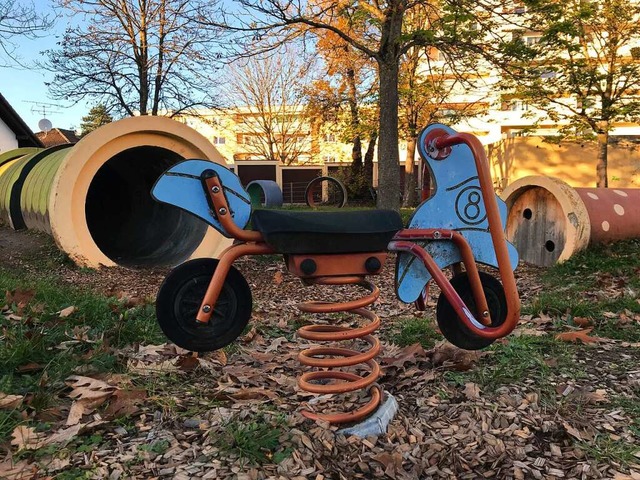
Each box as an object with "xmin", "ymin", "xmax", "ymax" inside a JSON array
[{"xmin": 35, "ymin": 128, "xmax": 81, "ymax": 147}]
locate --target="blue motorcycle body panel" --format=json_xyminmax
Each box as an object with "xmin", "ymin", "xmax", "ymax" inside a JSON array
[
  {"xmin": 151, "ymin": 160, "xmax": 251, "ymax": 238},
  {"xmin": 396, "ymin": 124, "xmax": 519, "ymax": 303}
]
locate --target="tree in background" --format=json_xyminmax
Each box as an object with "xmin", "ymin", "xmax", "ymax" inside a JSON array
[
  {"xmin": 79, "ymin": 104, "xmax": 114, "ymax": 136},
  {"xmin": 0, "ymin": 0, "xmax": 53, "ymax": 66},
  {"xmin": 205, "ymin": 0, "xmax": 484, "ymax": 210},
  {"xmin": 309, "ymin": 26, "xmax": 378, "ymax": 200},
  {"xmin": 44, "ymin": 0, "xmax": 224, "ymax": 118},
  {"xmin": 400, "ymin": 45, "xmax": 486, "ymax": 207},
  {"xmin": 504, "ymin": 0, "xmax": 640, "ymax": 187},
  {"xmin": 224, "ymin": 48, "xmax": 314, "ymax": 165}
]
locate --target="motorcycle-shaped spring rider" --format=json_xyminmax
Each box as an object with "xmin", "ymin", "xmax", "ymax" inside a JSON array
[{"xmin": 152, "ymin": 124, "xmax": 520, "ymax": 425}]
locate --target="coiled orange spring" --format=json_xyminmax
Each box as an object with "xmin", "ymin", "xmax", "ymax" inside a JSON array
[{"xmin": 296, "ymin": 276, "xmax": 383, "ymax": 424}]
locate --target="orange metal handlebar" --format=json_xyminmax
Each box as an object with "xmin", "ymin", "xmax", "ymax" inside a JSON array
[{"xmin": 422, "ymin": 130, "xmax": 521, "ymax": 338}]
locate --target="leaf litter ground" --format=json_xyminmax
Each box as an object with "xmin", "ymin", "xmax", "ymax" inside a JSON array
[{"xmin": 0, "ymin": 226, "xmax": 639, "ymax": 479}]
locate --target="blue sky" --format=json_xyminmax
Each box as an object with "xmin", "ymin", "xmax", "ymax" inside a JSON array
[{"xmin": 0, "ymin": 1, "xmax": 87, "ymax": 133}]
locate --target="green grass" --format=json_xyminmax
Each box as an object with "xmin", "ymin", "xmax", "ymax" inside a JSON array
[
  {"xmin": 132, "ymin": 373, "xmax": 227, "ymax": 420},
  {"xmin": 0, "ymin": 267, "xmax": 164, "ymax": 442},
  {"xmin": 391, "ymin": 316, "xmax": 440, "ymax": 348},
  {"xmin": 0, "ymin": 409, "xmax": 22, "ymax": 443},
  {"xmin": 577, "ymin": 434, "xmax": 640, "ymax": 465},
  {"xmin": 522, "ymin": 240, "xmax": 640, "ymax": 340},
  {"xmin": 139, "ymin": 439, "xmax": 170, "ymax": 455},
  {"xmin": 445, "ymin": 335, "xmax": 583, "ymax": 404},
  {"xmin": 546, "ymin": 240, "xmax": 640, "ymax": 283},
  {"xmin": 256, "ymin": 205, "xmax": 415, "ymax": 226},
  {"xmin": 215, "ymin": 412, "xmax": 290, "ymax": 465},
  {"xmin": 609, "ymin": 394, "xmax": 640, "ymax": 434}
]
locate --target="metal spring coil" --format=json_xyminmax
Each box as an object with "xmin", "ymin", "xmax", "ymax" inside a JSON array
[{"xmin": 296, "ymin": 276, "xmax": 382, "ymax": 424}]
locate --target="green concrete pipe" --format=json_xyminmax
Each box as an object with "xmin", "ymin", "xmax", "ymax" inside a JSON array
[
  {"xmin": 0, "ymin": 145, "xmax": 71, "ymax": 230},
  {"xmin": 0, "ymin": 116, "xmax": 230, "ymax": 268}
]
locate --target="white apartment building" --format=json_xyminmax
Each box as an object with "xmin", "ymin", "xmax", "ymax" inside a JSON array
[{"xmin": 430, "ymin": 3, "xmax": 640, "ymax": 144}]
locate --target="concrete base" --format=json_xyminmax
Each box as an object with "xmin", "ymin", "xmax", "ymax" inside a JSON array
[{"xmin": 338, "ymin": 392, "xmax": 398, "ymax": 437}]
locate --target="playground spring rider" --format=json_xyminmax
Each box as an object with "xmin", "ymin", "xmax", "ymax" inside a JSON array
[{"xmin": 152, "ymin": 123, "xmax": 521, "ymax": 425}]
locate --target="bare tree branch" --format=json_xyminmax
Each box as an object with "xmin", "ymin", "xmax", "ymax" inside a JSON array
[
  {"xmin": 0, "ymin": 0, "xmax": 54, "ymax": 67},
  {"xmin": 42, "ymin": 0, "xmax": 225, "ymax": 117}
]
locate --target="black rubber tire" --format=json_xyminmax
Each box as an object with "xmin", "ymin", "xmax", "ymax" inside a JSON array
[
  {"xmin": 436, "ymin": 271, "xmax": 507, "ymax": 350},
  {"xmin": 156, "ymin": 258, "xmax": 252, "ymax": 352}
]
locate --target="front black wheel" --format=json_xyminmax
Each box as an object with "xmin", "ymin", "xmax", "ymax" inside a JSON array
[
  {"xmin": 436, "ymin": 271, "xmax": 507, "ymax": 350},
  {"xmin": 156, "ymin": 258, "xmax": 252, "ymax": 352}
]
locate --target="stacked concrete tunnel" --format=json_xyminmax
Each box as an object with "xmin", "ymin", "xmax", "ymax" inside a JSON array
[{"xmin": 0, "ymin": 117, "xmax": 230, "ymax": 268}]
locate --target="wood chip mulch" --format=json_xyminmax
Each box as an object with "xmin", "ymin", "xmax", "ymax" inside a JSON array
[{"xmin": 0, "ymin": 226, "xmax": 639, "ymax": 479}]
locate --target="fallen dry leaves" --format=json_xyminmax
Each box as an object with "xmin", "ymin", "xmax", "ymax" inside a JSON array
[
  {"xmin": 65, "ymin": 375, "xmax": 117, "ymax": 426},
  {"xmin": 57, "ymin": 305, "xmax": 77, "ymax": 318},
  {"xmin": 0, "ymin": 393, "xmax": 23, "ymax": 410},
  {"xmin": 1, "ymin": 244, "xmax": 639, "ymax": 479},
  {"xmin": 556, "ymin": 327, "xmax": 605, "ymax": 344}
]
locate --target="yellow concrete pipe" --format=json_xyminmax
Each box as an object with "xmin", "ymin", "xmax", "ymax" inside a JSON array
[{"xmin": 0, "ymin": 116, "xmax": 230, "ymax": 268}]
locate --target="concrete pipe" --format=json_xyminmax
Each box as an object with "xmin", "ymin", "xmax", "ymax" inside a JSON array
[
  {"xmin": 305, "ymin": 176, "xmax": 348, "ymax": 208},
  {"xmin": 503, "ymin": 175, "xmax": 640, "ymax": 266},
  {"xmin": 0, "ymin": 116, "xmax": 230, "ymax": 268},
  {"xmin": 246, "ymin": 180, "xmax": 283, "ymax": 208}
]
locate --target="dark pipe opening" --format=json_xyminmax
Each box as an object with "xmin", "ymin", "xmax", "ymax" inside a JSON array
[
  {"xmin": 545, "ymin": 240, "xmax": 556, "ymax": 252},
  {"xmin": 85, "ymin": 146, "xmax": 207, "ymax": 267},
  {"xmin": 247, "ymin": 183, "xmax": 266, "ymax": 207},
  {"xmin": 523, "ymin": 208, "xmax": 532, "ymax": 220}
]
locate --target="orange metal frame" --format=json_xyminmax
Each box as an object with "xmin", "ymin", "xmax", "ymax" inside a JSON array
[
  {"xmin": 196, "ymin": 131, "xmax": 519, "ymax": 339},
  {"xmin": 190, "ymin": 131, "xmax": 519, "ymax": 423},
  {"xmin": 394, "ymin": 129, "xmax": 520, "ymax": 338}
]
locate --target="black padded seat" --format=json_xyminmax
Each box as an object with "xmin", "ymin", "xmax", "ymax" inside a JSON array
[{"xmin": 251, "ymin": 209, "xmax": 404, "ymax": 254}]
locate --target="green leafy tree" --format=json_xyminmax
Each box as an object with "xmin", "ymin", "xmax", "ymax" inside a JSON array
[
  {"xmin": 399, "ymin": 44, "xmax": 486, "ymax": 207},
  {"xmin": 308, "ymin": 26, "xmax": 378, "ymax": 199},
  {"xmin": 504, "ymin": 0, "xmax": 640, "ymax": 187},
  {"xmin": 80, "ymin": 104, "xmax": 114, "ymax": 136}
]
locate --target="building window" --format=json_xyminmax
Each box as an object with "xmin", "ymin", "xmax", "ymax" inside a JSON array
[
  {"xmin": 237, "ymin": 134, "xmax": 257, "ymax": 145},
  {"xmin": 511, "ymin": 100, "xmax": 528, "ymax": 111},
  {"xmin": 323, "ymin": 155, "xmax": 336, "ymax": 162},
  {"xmin": 212, "ymin": 136, "xmax": 226, "ymax": 145},
  {"xmin": 324, "ymin": 134, "xmax": 336, "ymax": 142},
  {"xmin": 525, "ymin": 35, "xmax": 541, "ymax": 46},
  {"xmin": 501, "ymin": 100, "xmax": 528, "ymax": 111}
]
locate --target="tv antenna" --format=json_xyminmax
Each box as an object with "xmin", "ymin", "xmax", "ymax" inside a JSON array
[
  {"xmin": 23, "ymin": 100, "xmax": 64, "ymax": 133},
  {"xmin": 23, "ymin": 101, "xmax": 64, "ymax": 133},
  {"xmin": 23, "ymin": 101, "xmax": 63, "ymax": 117}
]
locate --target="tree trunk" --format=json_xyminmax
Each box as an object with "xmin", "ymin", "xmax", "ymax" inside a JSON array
[
  {"xmin": 138, "ymin": 0, "xmax": 149, "ymax": 115},
  {"xmin": 596, "ymin": 129, "xmax": 608, "ymax": 188},
  {"xmin": 347, "ymin": 67, "xmax": 363, "ymax": 173},
  {"xmin": 351, "ymin": 137, "xmax": 363, "ymax": 174},
  {"xmin": 402, "ymin": 135, "xmax": 417, "ymax": 207},
  {"xmin": 364, "ymin": 130, "xmax": 377, "ymax": 195},
  {"xmin": 377, "ymin": 58, "xmax": 401, "ymax": 210}
]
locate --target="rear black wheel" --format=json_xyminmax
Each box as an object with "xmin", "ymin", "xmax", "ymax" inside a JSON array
[
  {"xmin": 436, "ymin": 271, "xmax": 507, "ymax": 350},
  {"xmin": 156, "ymin": 258, "xmax": 252, "ymax": 352}
]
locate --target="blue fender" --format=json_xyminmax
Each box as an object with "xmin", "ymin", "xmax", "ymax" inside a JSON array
[
  {"xmin": 396, "ymin": 124, "xmax": 519, "ymax": 303},
  {"xmin": 151, "ymin": 160, "xmax": 251, "ymax": 238}
]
